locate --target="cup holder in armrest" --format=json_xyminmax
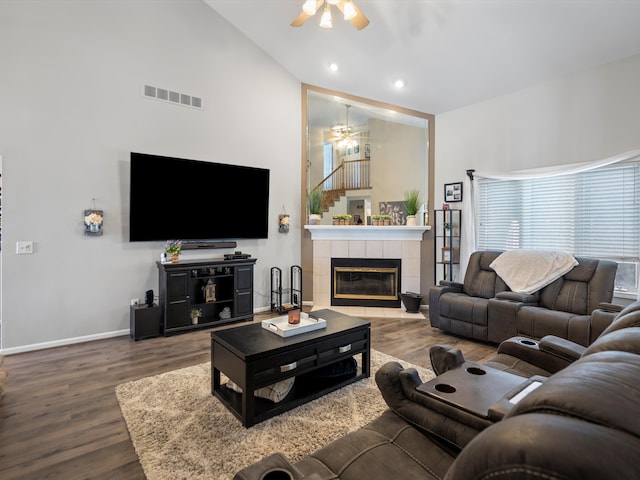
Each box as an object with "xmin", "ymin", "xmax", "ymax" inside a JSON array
[
  {"xmin": 466, "ymin": 366, "xmax": 487, "ymax": 375},
  {"xmin": 517, "ymin": 338, "xmax": 538, "ymax": 347},
  {"xmin": 261, "ymin": 470, "xmax": 294, "ymax": 480},
  {"xmin": 434, "ymin": 383, "xmax": 457, "ymax": 393}
]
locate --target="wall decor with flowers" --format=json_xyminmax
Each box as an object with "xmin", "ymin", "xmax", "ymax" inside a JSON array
[
  {"xmin": 279, "ymin": 205, "xmax": 290, "ymax": 233},
  {"xmin": 84, "ymin": 209, "xmax": 103, "ymax": 236}
]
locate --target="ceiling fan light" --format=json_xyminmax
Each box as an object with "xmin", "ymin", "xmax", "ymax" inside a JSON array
[
  {"xmin": 326, "ymin": 0, "xmax": 340, "ymax": 5},
  {"xmin": 302, "ymin": 0, "xmax": 317, "ymax": 15},
  {"xmin": 319, "ymin": 5, "xmax": 332, "ymax": 28},
  {"xmin": 343, "ymin": 2, "xmax": 357, "ymax": 20}
]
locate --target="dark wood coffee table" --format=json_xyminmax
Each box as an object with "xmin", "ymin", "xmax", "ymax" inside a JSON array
[{"xmin": 211, "ymin": 309, "xmax": 370, "ymax": 427}]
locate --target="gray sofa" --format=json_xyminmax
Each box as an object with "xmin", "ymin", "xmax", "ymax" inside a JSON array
[
  {"xmin": 234, "ymin": 301, "xmax": 640, "ymax": 480},
  {"xmin": 429, "ymin": 250, "xmax": 618, "ymax": 345}
]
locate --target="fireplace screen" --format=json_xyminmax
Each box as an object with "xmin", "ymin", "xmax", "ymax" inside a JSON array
[{"xmin": 331, "ymin": 258, "xmax": 401, "ymax": 307}]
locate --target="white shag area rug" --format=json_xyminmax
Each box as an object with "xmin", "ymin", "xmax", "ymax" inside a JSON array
[{"xmin": 116, "ymin": 349, "xmax": 434, "ymax": 480}]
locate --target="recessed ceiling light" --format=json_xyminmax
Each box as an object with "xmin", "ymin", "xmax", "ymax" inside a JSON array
[
  {"xmin": 394, "ymin": 79, "xmax": 406, "ymax": 89},
  {"xmin": 329, "ymin": 62, "xmax": 339, "ymax": 72}
]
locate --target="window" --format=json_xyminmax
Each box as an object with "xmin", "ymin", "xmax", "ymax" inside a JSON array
[{"xmin": 477, "ymin": 163, "xmax": 640, "ymax": 296}]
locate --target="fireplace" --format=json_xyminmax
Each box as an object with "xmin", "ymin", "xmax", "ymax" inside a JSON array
[{"xmin": 331, "ymin": 258, "xmax": 401, "ymax": 308}]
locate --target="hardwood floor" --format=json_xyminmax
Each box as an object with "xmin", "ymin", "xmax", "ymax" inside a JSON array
[{"xmin": 0, "ymin": 311, "xmax": 496, "ymax": 480}]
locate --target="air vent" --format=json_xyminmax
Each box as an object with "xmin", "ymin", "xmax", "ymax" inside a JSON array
[{"xmin": 142, "ymin": 84, "xmax": 203, "ymax": 110}]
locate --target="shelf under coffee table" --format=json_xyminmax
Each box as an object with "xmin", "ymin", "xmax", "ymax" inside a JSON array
[{"xmin": 211, "ymin": 309, "xmax": 371, "ymax": 427}]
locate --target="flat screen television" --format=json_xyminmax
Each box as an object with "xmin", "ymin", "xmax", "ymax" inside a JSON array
[{"xmin": 129, "ymin": 152, "xmax": 270, "ymax": 242}]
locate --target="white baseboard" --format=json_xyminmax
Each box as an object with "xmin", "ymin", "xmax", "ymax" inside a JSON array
[
  {"xmin": 1, "ymin": 329, "xmax": 130, "ymax": 355},
  {"xmin": 1, "ymin": 306, "xmax": 291, "ymax": 355}
]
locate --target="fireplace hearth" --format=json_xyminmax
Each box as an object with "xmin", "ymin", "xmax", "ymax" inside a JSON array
[{"xmin": 331, "ymin": 258, "xmax": 401, "ymax": 307}]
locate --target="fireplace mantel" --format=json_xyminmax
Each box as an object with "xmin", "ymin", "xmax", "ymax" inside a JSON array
[{"xmin": 305, "ymin": 225, "xmax": 430, "ymax": 241}]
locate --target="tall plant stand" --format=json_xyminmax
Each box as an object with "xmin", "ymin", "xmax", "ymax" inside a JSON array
[{"xmin": 270, "ymin": 265, "xmax": 302, "ymax": 313}]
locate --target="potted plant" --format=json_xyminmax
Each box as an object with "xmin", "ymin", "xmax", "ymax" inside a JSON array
[
  {"xmin": 404, "ymin": 189, "xmax": 421, "ymax": 226},
  {"xmin": 332, "ymin": 214, "xmax": 352, "ymax": 225},
  {"xmin": 307, "ymin": 189, "xmax": 324, "ymax": 225},
  {"xmin": 190, "ymin": 308, "xmax": 203, "ymax": 325},
  {"xmin": 165, "ymin": 240, "xmax": 183, "ymax": 263},
  {"xmin": 372, "ymin": 214, "xmax": 392, "ymax": 226}
]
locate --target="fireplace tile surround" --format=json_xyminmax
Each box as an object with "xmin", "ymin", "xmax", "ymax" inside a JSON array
[{"xmin": 305, "ymin": 225, "xmax": 430, "ymax": 312}]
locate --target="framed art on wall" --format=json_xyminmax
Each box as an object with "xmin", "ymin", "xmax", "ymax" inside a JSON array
[{"xmin": 444, "ymin": 182, "xmax": 463, "ymax": 202}]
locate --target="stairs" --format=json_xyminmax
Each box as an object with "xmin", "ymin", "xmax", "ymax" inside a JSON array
[{"xmin": 321, "ymin": 189, "xmax": 345, "ymax": 212}]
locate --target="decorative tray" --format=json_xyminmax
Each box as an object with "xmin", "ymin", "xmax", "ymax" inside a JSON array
[{"xmin": 262, "ymin": 312, "xmax": 327, "ymax": 338}]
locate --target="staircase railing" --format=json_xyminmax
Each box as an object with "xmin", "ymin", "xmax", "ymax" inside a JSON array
[{"xmin": 313, "ymin": 159, "xmax": 371, "ymax": 193}]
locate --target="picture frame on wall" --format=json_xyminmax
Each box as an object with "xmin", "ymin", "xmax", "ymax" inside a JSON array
[{"xmin": 444, "ymin": 182, "xmax": 463, "ymax": 202}]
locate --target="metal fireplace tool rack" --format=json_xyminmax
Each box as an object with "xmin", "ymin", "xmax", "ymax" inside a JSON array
[{"xmin": 270, "ymin": 265, "xmax": 302, "ymax": 314}]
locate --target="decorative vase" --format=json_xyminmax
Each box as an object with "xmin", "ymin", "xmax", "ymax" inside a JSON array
[
  {"xmin": 406, "ymin": 215, "xmax": 417, "ymax": 226},
  {"xmin": 309, "ymin": 213, "xmax": 321, "ymax": 225},
  {"xmin": 191, "ymin": 317, "xmax": 199, "ymax": 325},
  {"xmin": 170, "ymin": 253, "xmax": 180, "ymax": 263}
]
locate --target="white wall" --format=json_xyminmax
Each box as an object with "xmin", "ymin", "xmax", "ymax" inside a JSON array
[
  {"xmin": 435, "ymin": 53, "xmax": 640, "ymax": 205},
  {"xmin": 0, "ymin": 1, "xmax": 301, "ymax": 352},
  {"xmin": 371, "ymin": 119, "xmax": 427, "ymax": 214}
]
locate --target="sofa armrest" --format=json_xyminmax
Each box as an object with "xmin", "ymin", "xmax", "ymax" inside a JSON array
[
  {"xmin": 233, "ymin": 453, "xmax": 303, "ymax": 480},
  {"xmin": 539, "ymin": 335, "xmax": 586, "ymax": 362},
  {"xmin": 375, "ymin": 361, "xmax": 492, "ymax": 450},
  {"xmin": 496, "ymin": 336, "xmax": 583, "ymax": 374},
  {"xmin": 495, "ymin": 291, "xmax": 538, "ymax": 303},
  {"xmin": 487, "ymin": 293, "xmax": 540, "ymax": 344},
  {"xmin": 597, "ymin": 302, "xmax": 623, "ymax": 313},
  {"xmin": 590, "ymin": 304, "xmax": 624, "ymax": 344},
  {"xmin": 429, "ymin": 282, "xmax": 464, "ymax": 328}
]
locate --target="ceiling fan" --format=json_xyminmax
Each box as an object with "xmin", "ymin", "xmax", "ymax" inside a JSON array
[
  {"xmin": 291, "ymin": 0, "xmax": 369, "ymax": 30},
  {"xmin": 325, "ymin": 105, "xmax": 361, "ymax": 147}
]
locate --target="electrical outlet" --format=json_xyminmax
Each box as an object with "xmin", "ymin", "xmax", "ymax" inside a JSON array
[
  {"xmin": 16, "ymin": 241, "xmax": 34, "ymax": 254},
  {"xmin": 130, "ymin": 298, "xmax": 140, "ymax": 306}
]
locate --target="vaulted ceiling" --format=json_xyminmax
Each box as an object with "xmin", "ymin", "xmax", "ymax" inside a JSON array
[{"xmin": 205, "ymin": 0, "xmax": 640, "ymax": 114}]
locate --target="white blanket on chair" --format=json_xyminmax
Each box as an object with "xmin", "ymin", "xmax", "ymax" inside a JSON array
[{"xmin": 490, "ymin": 250, "xmax": 578, "ymax": 294}]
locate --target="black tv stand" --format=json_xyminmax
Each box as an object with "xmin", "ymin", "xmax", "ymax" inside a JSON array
[{"xmin": 156, "ymin": 257, "xmax": 255, "ymax": 335}]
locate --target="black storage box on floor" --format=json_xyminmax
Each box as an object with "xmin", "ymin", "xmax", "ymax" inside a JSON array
[{"xmin": 401, "ymin": 292, "xmax": 423, "ymax": 313}]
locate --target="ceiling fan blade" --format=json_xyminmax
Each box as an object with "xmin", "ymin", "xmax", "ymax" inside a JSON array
[
  {"xmin": 336, "ymin": 0, "xmax": 369, "ymax": 30},
  {"xmin": 291, "ymin": 0, "xmax": 325, "ymax": 27},
  {"xmin": 290, "ymin": 11, "xmax": 311, "ymax": 27}
]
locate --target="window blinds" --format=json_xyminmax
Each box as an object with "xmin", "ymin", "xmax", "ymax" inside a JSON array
[{"xmin": 477, "ymin": 163, "xmax": 640, "ymax": 262}]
